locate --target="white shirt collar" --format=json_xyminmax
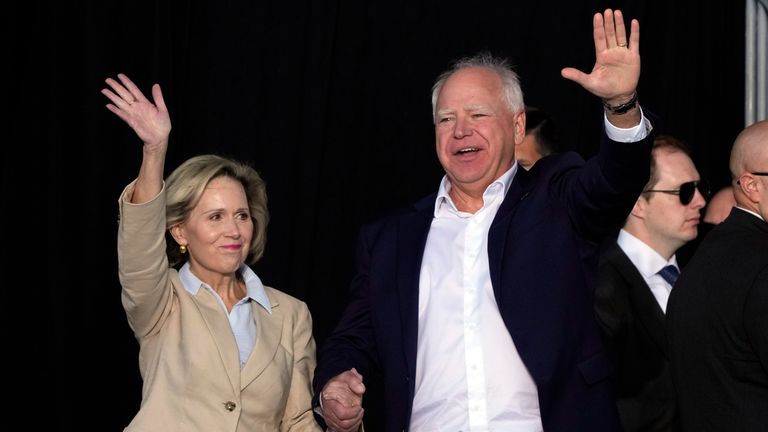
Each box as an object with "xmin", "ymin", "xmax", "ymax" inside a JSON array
[
  {"xmin": 617, "ymin": 229, "xmax": 679, "ymax": 277},
  {"xmin": 179, "ymin": 262, "xmax": 272, "ymax": 313},
  {"xmin": 434, "ymin": 163, "xmax": 519, "ymax": 217}
]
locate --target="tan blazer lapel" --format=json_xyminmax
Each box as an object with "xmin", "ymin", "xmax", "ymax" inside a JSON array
[
  {"xmin": 192, "ymin": 289, "xmax": 241, "ymax": 393},
  {"xmin": 240, "ymin": 297, "xmax": 283, "ymax": 389}
]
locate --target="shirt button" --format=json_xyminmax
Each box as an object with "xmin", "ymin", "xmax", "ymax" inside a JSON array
[{"xmin": 224, "ymin": 401, "xmax": 237, "ymax": 412}]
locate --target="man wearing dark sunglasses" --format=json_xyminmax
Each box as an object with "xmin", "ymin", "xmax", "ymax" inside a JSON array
[
  {"xmin": 594, "ymin": 134, "xmax": 707, "ymax": 432},
  {"xmin": 667, "ymin": 119, "xmax": 768, "ymax": 432},
  {"xmin": 643, "ymin": 179, "xmax": 710, "ymax": 206}
]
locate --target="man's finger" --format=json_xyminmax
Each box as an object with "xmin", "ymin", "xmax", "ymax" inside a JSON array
[{"xmin": 323, "ymin": 389, "xmax": 362, "ymax": 407}]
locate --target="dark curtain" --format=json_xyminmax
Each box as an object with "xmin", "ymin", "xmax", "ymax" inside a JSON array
[{"xmin": 7, "ymin": 0, "xmax": 745, "ymax": 429}]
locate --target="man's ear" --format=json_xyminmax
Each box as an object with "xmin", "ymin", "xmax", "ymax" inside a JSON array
[
  {"xmin": 630, "ymin": 196, "xmax": 647, "ymax": 219},
  {"xmin": 514, "ymin": 110, "xmax": 527, "ymax": 145},
  {"xmin": 738, "ymin": 173, "xmax": 761, "ymax": 203}
]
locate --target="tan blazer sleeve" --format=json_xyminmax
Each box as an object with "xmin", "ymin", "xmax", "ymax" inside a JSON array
[{"xmin": 117, "ymin": 181, "xmax": 175, "ymax": 338}]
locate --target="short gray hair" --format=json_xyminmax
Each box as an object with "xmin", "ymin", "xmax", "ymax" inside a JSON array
[{"xmin": 431, "ymin": 52, "xmax": 524, "ymax": 123}]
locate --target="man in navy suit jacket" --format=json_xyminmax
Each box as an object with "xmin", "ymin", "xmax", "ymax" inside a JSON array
[{"xmin": 314, "ymin": 9, "xmax": 653, "ymax": 432}]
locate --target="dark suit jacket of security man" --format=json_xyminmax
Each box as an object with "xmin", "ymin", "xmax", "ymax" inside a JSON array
[
  {"xmin": 314, "ymin": 131, "xmax": 653, "ymax": 432},
  {"xmin": 667, "ymin": 208, "xmax": 768, "ymax": 432},
  {"xmin": 595, "ymin": 240, "xmax": 679, "ymax": 431}
]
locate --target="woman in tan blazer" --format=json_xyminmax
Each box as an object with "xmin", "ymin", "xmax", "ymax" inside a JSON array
[{"xmin": 103, "ymin": 73, "xmax": 322, "ymax": 432}]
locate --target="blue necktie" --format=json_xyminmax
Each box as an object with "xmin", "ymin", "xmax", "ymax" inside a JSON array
[{"xmin": 658, "ymin": 265, "xmax": 680, "ymax": 286}]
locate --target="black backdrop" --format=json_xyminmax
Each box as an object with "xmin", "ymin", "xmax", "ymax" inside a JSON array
[{"xmin": 7, "ymin": 0, "xmax": 746, "ymax": 429}]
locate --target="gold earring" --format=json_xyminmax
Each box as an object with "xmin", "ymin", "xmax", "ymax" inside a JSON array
[{"xmin": 179, "ymin": 244, "xmax": 187, "ymax": 254}]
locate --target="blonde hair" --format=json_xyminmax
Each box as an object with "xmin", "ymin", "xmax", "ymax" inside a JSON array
[{"xmin": 165, "ymin": 154, "xmax": 269, "ymax": 266}]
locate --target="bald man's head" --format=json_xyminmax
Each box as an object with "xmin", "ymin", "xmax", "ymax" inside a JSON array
[
  {"xmin": 730, "ymin": 120, "xmax": 768, "ymax": 179},
  {"xmin": 729, "ymin": 119, "xmax": 768, "ymax": 218}
]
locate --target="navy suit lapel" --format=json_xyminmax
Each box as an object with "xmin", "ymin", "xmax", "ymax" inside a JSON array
[
  {"xmin": 397, "ymin": 195, "xmax": 435, "ymax": 379},
  {"xmin": 488, "ymin": 168, "xmax": 534, "ymax": 306}
]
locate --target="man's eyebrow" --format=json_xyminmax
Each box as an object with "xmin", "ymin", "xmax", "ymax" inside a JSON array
[
  {"xmin": 436, "ymin": 105, "xmax": 488, "ymax": 116},
  {"xmin": 464, "ymin": 104, "xmax": 486, "ymax": 111}
]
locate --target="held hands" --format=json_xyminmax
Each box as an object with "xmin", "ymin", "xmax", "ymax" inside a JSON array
[
  {"xmin": 102, "ymin": 73, "xmax": 171, "ymax": 153},
  {"xmin": 561, "ymin": 9, "xmax": 640, "ymax": 106},
  {"xmin": 321, "ymin": 368, "xmax": 366, "ymax": 432}
]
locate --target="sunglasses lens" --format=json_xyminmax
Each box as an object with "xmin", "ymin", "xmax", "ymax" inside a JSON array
[
  {"xmin": 678, "ymin": 181, "xmax": 709, "ymax": 205},
  {"xmin": 679, "ymin": 182, "xmax": 695, "ymax": 205}
]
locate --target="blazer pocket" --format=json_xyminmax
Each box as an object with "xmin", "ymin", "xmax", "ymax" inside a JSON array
[{"xmin": 577, "ymin": 351, "xmax": 612, "ymax": 385}]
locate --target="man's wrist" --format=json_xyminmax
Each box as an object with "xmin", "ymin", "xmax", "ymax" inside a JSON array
[{"xmin": 603, "ymin": 92, "xmax": 639, "ymax": 115}]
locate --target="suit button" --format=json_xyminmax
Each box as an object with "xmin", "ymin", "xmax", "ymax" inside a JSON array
[{"xmin": 224, "ymin": 401, "xmax": 237, "ymax": 412}]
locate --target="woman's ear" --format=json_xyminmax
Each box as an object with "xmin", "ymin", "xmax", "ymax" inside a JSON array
[{"xmin": 169, "ymin": 224, "xmax": 186, "ymax": 246}]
